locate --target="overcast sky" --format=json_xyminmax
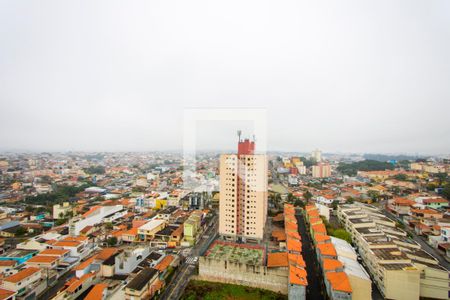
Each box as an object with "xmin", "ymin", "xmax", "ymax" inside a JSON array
[{"xmin": 1, "ymin": 1, "xmax": 449, "ymax": 154}]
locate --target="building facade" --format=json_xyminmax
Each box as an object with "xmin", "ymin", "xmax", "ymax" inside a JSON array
[{"xmin": 219, "ymin": 138, "xmax": 268, "ymax": 242}]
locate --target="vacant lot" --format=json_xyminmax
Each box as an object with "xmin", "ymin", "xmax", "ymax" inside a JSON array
[{"xmin": 181, "ymin": 280, "xmax": 287, "ymax": 300}]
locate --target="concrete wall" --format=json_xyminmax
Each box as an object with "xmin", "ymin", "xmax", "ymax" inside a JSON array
[
  {"xmin": 416, "ymin": 264, "xmax": 450, "ymax": 300},
  {"xmin": 288, "ymin": 284, "xmax": 306, "ymax": 300},
  {"xmin": 348, "ymin": 274, "xmax": 371, "ymax": 300},
  {"xmin": 384, "ymin": 269, "xmax": 420, "ymax": 300},
  {"xmin": 198, "ymin": 257, "xmax": 288, "ymax": 294}
]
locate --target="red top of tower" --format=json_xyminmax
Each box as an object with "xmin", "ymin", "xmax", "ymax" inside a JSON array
[{"xmin": 238, "ymin": 139, "xmax": 255, "ymax": 155}]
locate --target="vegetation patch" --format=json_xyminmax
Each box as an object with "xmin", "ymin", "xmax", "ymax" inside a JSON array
[{"xmin": 181, "ymin": 280, "xmax": 287, "ymax": 300}]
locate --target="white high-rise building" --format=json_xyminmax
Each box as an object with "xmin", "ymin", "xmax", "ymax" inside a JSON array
[
  {"xmin": 219, "ymin": 137, "xmax": 268, "ymax": 242},
  {"xmin": 312, "ymin": 149, "xmax": 322, "ymax": 162}
]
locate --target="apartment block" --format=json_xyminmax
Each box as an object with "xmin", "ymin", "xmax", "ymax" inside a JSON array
[
  {"xmin": 337, "ymin": 203, "xmax": 450, "ymax": 299},
  {"xmin": 219, "ymin": 138, "xmax": 268, "ymax": 242}
]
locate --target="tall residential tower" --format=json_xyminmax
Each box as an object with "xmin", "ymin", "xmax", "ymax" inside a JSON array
[{"xmin": 219, "ymin": 135, "xmax": 268, "ymax": 242}]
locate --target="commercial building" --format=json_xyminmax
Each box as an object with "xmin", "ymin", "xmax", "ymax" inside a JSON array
[
  {"xmin": 219, "ymin": 137, "xmax": 268, "ymax": 242},
  {"xmin": 337, "ymin": 203, "xmax": 450, "ymax": 299},
  {"xmin": 69, "ymin": 205, "xmax": 125, "ymax": 236},
  {"xmin": 137, "ymin": 218, "xmax": 167, "ymax": 241}
]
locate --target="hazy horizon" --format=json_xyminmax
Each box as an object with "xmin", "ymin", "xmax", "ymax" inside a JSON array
[{"xmin": 1, "ymin": 1, "xmax": 449, "ymax": 154}]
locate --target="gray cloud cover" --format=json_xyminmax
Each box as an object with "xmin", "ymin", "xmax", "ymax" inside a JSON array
[{"xmin": 0, "ymin": 0, "xmax": 449, "ymax": 154}]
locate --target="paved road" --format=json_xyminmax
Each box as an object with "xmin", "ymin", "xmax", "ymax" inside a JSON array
[
  {"xmin": 296, "ymin": 210, "xmax": 325, "ymax": 300},
  {"xmin": 159, "ymin": 215, "xmax": 218, "ymax": 300},
  {"xmin": 381, "ymin": 209, "xmax": 450, "ymax": 270}
]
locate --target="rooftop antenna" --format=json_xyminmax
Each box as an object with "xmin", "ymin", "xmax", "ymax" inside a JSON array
[{"xmin": 237, "ymin": 130, "xmax": 242, "ymax": 142}]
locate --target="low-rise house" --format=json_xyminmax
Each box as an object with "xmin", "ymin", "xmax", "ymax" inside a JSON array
[
  {"xmin": 0, "ymin": 288, "xmax": 16, "ymax": 300},
  {"xmin": 84, "ymin": 283, "xmax": 108, "ymax": 300},
  {"xmin": 325, "ymin": 271, "xmax": 352, "ymax": 300},
  {"xmin": 1, "ymin": 267, "xmax": 43, "ymax": 297},
  {"xmin": 137, "ymin": 219, "xmax": 167, "ymax": 241},
  {"xmin": 25, "ymin": 255, "xmax": 60, "ymax": 269},
  {"xmin": 0, "ymin": 260, "xmax": 17, "ymax": 277},
  {"xmin": 124, "ymin": 268, "xmax": 160, "ymax": 300},
  {"xmin": 423, "ymin": 198, "xmax": 448, "ymax": 209},
  {"xmin": 388, "ymin": 197, "xmax": 417, "ymax": 216},
  {"xmin": 0, "ymin": 250, "xmax": 38, "ymax": 265}
]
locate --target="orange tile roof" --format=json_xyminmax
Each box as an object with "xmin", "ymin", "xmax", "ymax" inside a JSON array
[
  {"xmin": 287, "ymin": 230, "xmax": 301, "ymax": 240},
  {"xmin": 84, "ymin": 283, "xmax": 107, "ymax": 300},
  {"xmin": 0, "ymin": 288, "xmax": 15, "ymax": 300},
  {"xmin": 154, "ymin": 255, "xmax": 175, "ymax": 272},
  {"xmin": 123, "ymin": 227, "xmax": 139, "ymax": 236},
  {"xmin": 63, "ymin": 236, "xmax": 88, "ymax": 242},
  {"xmin": 96, "ymin": 248, "xmax": 118, "ymax": 261},
  {"xmin": 0, "ymin": 260, "xmax": 17, "ymax": 267},
  {"xmin": 393, "ymin": 197, "xmax": 416, "ymax": 206},
  {"xmin": 285, "ymin": 222, "xmax": 298, "ymax": 231},
  {"xmin": 307, "ymin": 210, "xmax": 320, "ymax": 218},
  {"xmin": 272, "ymin": 228, "xmax": 287, "ymax": 241},
  {"xmin": 289, "ymin": 265, "xmax": 308, "ymax": 286},
  {"xmin": 323, "ymin": 258, "xmax": 343, "ymax": 271},
  {"xmin": 285, "ymin": 215, "xmax": 297, "ymax": 224},
  {"xmin": 82, "ymin": 205, "xmax": 102, "ymax": 218},
  {"xmin": 3, "ymin": 267, "xmax": 40, "ymax": 283},
  {"xmin": 67, "ymin": 273, "xmax": 95, "ymax": 293},
  {"xmin": 326, "ymin": 271, "xmax": 352, "ymax": 293},
  {"xmin": 288, "ymin": 253, "xmax": 306, "ymax": 268},
  {"xmin": 305, "ymin": 205, "xmax": 315, "ymax": 211},
  {"xmin": 423, "ymin": 198, "xmax": 448, "ymax": 204},
  {"xmin": 53, "ymin": 241, "xmax": 80, "ymax": 247},
  {"xmin": 317, "ymin": 243, "xmax": 337, "ymax": 257},
  {"xmin": 287, "ymin": 238, "xmax": 302, "ymax": 253},
  {"xmin": 39, "ymin": 249, "xmax": 69, "ymax": 256},
  {"xmin": 273, "ymin": 213, "xmax": 284, "ymax": 222},
  {"xmin": 267, "ymin": 252, "xmax": 288, "ymax": 267},
  {"xmin": 411, "ymin": 208, "xmax": 441, "ymax": 215},
  {"xmin": 314, "ymin": 233, "xmax": 331, "ymax": 243},
  {"xmin": 26, "ymin": 255, "xmax": 59, "ymax": 264},
  {"xmin": 311, "ymin": 223, "xmax": 327, "ymax": 234},
  {"xmin": 73, "ymin": 255, "xmax": 97, "ymax": 271},
  {"xmin": 309, "ymin": 217, "xmax": 322, "ymax": 224}
]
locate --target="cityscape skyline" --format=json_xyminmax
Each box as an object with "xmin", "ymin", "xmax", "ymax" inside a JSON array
[{"xmin": 1, "ymin": 1, "xmax": 450, "ymax": 154}]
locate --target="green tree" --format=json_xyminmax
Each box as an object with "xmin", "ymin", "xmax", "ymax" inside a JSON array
[
  {"xmin": 331, "ymin": 200, "xmax": 339, "ymax": 210},
  {"xmin": 393, "ymin": 174, "xmax": 408, "ymax": 181},
  {"xmin": 367, "ymin": 190, "xmax": 380, "ymax": 202},
  {"xmin": 15, "ymin": 227, "xmax": 28, "ymax": 236},
  {"xmin": 294, "ymin": 199, "xmax": 305, "ymax": 208},
  {"xmin": 332, "ymin": 229, "xmax": 352, "ymax": 244},
  {"xmin": 435, "ymin": 173, "xmax": 448, "ymax": 186},
  {"xmin": 55, "ymin": 219, "xmax": 67, "ymax": 226},
  {"xmin": 442, "ymin": 183, "xmax": 450, "ymax": 200},
  {"xmin": 287, "ymin": 193, "xmax": 294, "ymax": 203},
  {"xmin": 107, "ymin": 236, "xmax": 118, "ymax": 246},
  {"xmin": 304, "ymin": 191, "xmax": 313, "ymax": 201}
]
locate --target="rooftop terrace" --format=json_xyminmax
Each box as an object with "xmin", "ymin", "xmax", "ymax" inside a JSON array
[{"xmin": 205, "ymin": 241, "xmax": 264, "ymax": 266}]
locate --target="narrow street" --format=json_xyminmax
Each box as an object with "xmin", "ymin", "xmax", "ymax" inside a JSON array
[
  {"xmin": 296, "ymin": 210, "xmax": 325, "ymax": 300},
  {"xmin": 159, "ymin": 215, "xmax": 218, "ymax": 300}
]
